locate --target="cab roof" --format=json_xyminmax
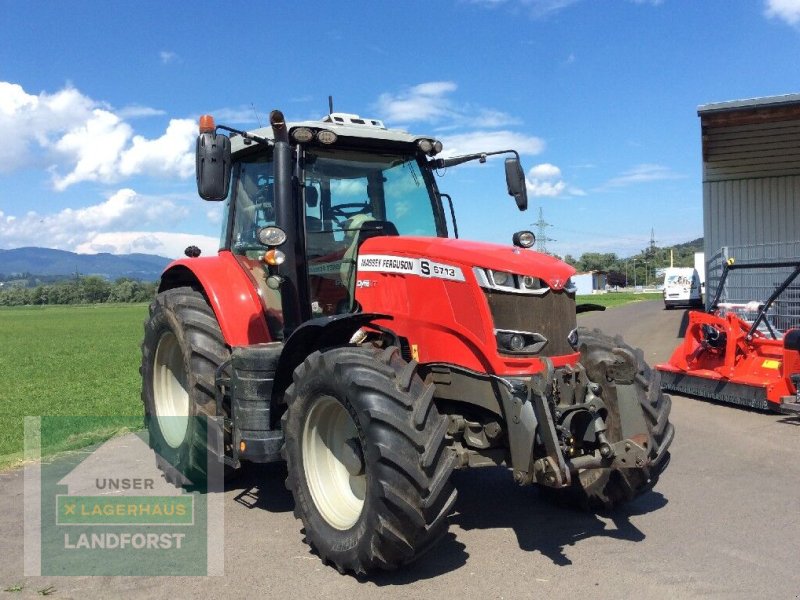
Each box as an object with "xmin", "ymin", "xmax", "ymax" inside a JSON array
[{"xmin": 230, "ymin": 112, "xmax": 428, "ymax": 154}]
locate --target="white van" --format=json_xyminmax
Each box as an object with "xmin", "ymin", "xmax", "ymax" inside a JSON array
[{"xmin": 663, "ymin": 267, "xmax": 703, "ymax": 309}]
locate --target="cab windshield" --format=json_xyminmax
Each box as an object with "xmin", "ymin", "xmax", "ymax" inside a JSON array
[
  {"xmin": 302, "ymin": 148, "xmax": 442, "ymax": 241},
  {"xmin": 302, "ymin": 147, "xmax": 443, "ymax": 315}
]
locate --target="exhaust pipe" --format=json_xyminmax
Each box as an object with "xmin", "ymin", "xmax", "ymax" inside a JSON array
[{"xmin": 270, "ymin": 110, "xmax": 289, "ymax": 143}]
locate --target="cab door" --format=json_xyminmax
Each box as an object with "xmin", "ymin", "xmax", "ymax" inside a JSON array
[{"xmin": 226, "ymin": 155, "xmax": 285, "ymax": 339}]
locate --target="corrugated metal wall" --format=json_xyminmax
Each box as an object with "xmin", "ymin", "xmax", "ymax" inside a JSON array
[
  {"xmin": 703, "ymin": 175, "xmax": 800, "ymax": 257},
  {"xmin": 701, "ymin": 111, "xmax": 800, "ymax": 328}
]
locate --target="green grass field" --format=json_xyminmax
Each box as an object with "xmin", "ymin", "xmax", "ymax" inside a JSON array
[
  {"xmin": 0, "ymin": 294, "xmax": 653, "ymax": 470},
  {"xmin": 0, "ymin": 304, "xmax": 148, "ymax": 469},
  {"xmin": 577, "ymin": 291, "xmax": 660, "ymax": 309}
]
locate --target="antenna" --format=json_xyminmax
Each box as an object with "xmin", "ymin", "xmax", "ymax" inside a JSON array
[
  {"xmin": 328, "ymin": 95, "xmax": 334, "ymax": 115},
  {"xmin": 251, "ymin": 103, "xmax": 263, "ymax": 128},
  {"xmin": 532, "ymin": 207, "xmax": 556, "ymax": 254}
]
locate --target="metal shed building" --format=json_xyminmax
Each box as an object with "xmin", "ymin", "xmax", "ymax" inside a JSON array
[{"xmin": 698, "ymin": 94, "xmax": 800, "ymax": 327}]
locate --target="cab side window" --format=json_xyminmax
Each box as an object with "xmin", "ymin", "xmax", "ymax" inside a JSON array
[
  {"xmin": 229, "ymin": 156, "xmax": 284, "ymax": 339},
  {"xmin": 231, "ymin": 158, "xmax": 276, "ymax": 255}
]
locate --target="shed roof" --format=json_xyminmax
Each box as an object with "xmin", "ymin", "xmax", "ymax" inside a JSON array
[
  {"xmin": 698, "ymin": 93, "xmax": 800, "ymax": 128},
  {"xmin": 698, "ymin": 93, "xmax": 800, "ymax": 115}
]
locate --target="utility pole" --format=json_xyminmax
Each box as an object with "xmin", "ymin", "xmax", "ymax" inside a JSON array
[{"xmin": 532, "ymin": 207, "xmax": 556, "ymax": 254}]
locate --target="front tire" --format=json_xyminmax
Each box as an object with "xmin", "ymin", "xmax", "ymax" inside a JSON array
[
  {"xmin": 141, "ymin": 287, "xmax": 231, "ymax": 486},
  {"xmin": 282, "ymin": 346, "xmax": 457, "ymax": 574},
  {"xmin": 546, "ymin": 327, "xmax": 675, "ymax": 510}
]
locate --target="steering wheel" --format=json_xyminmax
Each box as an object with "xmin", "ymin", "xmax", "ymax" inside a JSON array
[{"xmin": 331, "ymin": 203, "xmax": 370, "ymax": 226}]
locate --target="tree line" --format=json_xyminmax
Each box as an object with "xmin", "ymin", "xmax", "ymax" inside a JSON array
[
  {"xmin": 0, "ymin": 276, "xmax": 157, "ymax": 306},
  {"xmin": 561, "ymin": 238, "xmax": 703, "ymax": 287}
]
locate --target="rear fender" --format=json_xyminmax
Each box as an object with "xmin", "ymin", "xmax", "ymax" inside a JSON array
[{"xmin": 159, "ymin": 251, "xmax": 271, "ymax": 346}]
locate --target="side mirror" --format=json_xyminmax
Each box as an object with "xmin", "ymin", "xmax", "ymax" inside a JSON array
[
  {"xmin": 196, "ymin": 132, "xmax": 232, "ymax": 201},
  {"xmin": 505, "ymin": 157, "xmax": 528, "ymax": 211}
]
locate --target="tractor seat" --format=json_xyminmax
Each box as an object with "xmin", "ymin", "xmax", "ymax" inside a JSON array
[
  {"xmin": 305, "ymin": 215, "xmax": 336, "ymax": 258},
  {"xmin": 339, "ymin": 216, "xmax": 399, "ymax": 308}
]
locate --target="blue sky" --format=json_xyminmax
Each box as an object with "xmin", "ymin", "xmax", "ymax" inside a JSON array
[{"xmin": 1, "ymin": 0, "xmax": 800, "ymax": 259}]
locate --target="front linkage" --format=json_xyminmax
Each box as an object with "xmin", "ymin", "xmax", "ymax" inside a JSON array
[{"xmin": 502, "ymin": 358, "xmax": 649, "ymax": 489}]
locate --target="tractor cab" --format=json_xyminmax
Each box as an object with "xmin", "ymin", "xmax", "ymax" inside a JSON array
[{"xmin": 198, "ymin": 109, "xmax": 527, "ymax": 341}]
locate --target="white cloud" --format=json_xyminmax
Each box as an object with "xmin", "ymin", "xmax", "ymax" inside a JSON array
[
  {"xmin": 529, "ymin": 163, "xmax": 562, "ymax": 179},
  {"xmin": 603, "ymin": 163, "xmax": 680, "ymax": 187},
  {"xmin": 525, "ymin": 162, "xmax": 585, "ymax": 197},
  {"xmin": 160, "ymin": 51, "xmax": 179, "ymax": 64},
  {"xmin": 75, "ymin": 232, "xmax": 218, "ymax": 258},
  {"xmin": 0, "ymin": 81, "xmax": 195, "ymax": 189},
  {"xmin": 439, "ymin": 130, "xmax": 545, "ymax": 156},
  {"xmin": 375, "ymin": 81, "xmax": 521, "ymax": 130},
  {"xmin": 0, "ymin": 188, "xmax": 192, "ymax": 255},
  {"xmin": 206, "ymin": 205, "xmax": 223, "ymax": 224},
  {"xmin": 471, "ymin": 0, "xmax": 581, "ymax": 18},
  {"xmin": 0, "ymin": 82, "xmax": 94, "ymax": 172},
  {"xmin": 472, "ymin": 0, "xmax": 662, "ymax": 18},
  {"xmin": 765, "ymin": 0, "xmax": 800, "ymax": 24},
  {"xmin": 522, "ymin": 0, "xmax": 581, "ymax": 18},
  {"xmin": 376, "ymin": 81, "xmax": 458, "ymax": 124},
  {"xmin": 118, "ymin": 119, "xmax": 196, "ymax": 179},
  {"xmin": 117, "ymin": 105, "xmax": 167, "ymax": 119},
  {"xmin": 52, "ymin": 110, "xmax": 134, "ymax": 190}
]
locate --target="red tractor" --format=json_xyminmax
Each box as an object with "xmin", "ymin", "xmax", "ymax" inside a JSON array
[{"xmin": 141, "ymin": 108, "xmax": 674, "ymax": 574}]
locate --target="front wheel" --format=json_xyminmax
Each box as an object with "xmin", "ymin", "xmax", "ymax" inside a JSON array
[
  {"xmin": 546, "ymin": 327, "xmax": 675, "ymax": 510},
  {"xmin": 282, "ymin": 346, "xmax": 457, "ymax": 574},
  {"xmin": 141, "ymin": 287, "xmax": 232, "ymax": 487}
]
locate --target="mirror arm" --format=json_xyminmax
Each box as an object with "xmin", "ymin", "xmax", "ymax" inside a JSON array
[{"xmin": 434, "ymin": 149, "xmax": 518, "ymax": 169}]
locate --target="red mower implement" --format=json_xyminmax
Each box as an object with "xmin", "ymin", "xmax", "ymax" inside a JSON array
[{"xmin": 658, "ymin": 259, "xmax": 800, "ymax": 414}]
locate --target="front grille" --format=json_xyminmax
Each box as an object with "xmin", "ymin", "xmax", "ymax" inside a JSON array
[{"xmin": 483, "ymin": 289, "xmax": 576, "ymax": 356}]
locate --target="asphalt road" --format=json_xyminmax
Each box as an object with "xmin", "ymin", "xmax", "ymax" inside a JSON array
[{"xmin": 2, "ymin": 299, "xmax": 799, "ymax": 599}]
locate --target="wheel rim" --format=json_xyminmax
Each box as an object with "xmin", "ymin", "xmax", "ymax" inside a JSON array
[
  {"xmin": 302, "ymin": 395, "xmax": 366, "ymax": 530},
  {"xmin": 152, "ymin": 331, "xmax": 190, "ymax": 448}
]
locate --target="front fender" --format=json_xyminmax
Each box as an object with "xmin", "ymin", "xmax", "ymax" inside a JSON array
[
  {"xmin": 272, "ymin": 312, "xmax": 393, "ymax": 405},
  {"xmin": 159, "ymin": 251, "xmax": 271, "ymax": 346}
]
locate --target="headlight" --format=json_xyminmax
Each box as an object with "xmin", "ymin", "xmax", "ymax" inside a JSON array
[
  {"xmin": 512, "ymin": 230, "xmax": 536, "ymax": 248},
  {"xmin": 417, "ymin": 139, "xmax": 433, "ymax": 153},
  {"xmin": 521, "ymin": 275, "xmax": 542, "ymax": 290},
  {"xmin": 495, "ymin": 329, "xmax": 548, "ymax": 354},
  {"xmin": 291, "ymin": 127, "xmax": 314, "ymax": 143},
  {"xmin": 257, "ymin": 226, "xmax": 287, "ymax": 247},
  {"xmin": 490, "ymin": 270, "xmax": 513, "ymax": 287},
  {"xmin": 473, "ymin": 267, "xmax": 550, "ymax": 295}
]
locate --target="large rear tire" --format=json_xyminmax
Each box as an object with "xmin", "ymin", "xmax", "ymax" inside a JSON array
[
  {"xmin": 282, "ymin": 346, "xmax": 457, "ymax": 574},
  {"xmin": 546, "ymin": 327, "xmax": 674, "ymax": 510},
  {"xmin": 141, "ymin": 286, "xmax": 232, "ymax": 487}
]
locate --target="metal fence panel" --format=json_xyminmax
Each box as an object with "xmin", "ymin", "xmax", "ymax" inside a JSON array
[{"xmin": 706, "ymin": 241, "xmax": 800, "ymax": 334}]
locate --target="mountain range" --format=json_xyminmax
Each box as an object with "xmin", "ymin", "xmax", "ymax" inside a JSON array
[{"xmin": 0, "ymin": 247, "xmax": 172, "ymax": 281}]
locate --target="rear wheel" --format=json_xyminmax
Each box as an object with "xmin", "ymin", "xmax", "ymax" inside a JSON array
[
  {"xmin": 141, "ymin": 286, "xmax": 232, "ymax": 486},
  {"xmin": 546, "ymin": 327, "xmax": 674, "ymax": 510},
  {"xmin": 282, "ymin": 346, "xmax": 457, "ymax": 574}
]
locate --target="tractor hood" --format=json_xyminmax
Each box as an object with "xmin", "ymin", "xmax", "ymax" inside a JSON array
[{"xmin": 360, "ymin": 235, "xmax": 576, "ymax": 290}]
